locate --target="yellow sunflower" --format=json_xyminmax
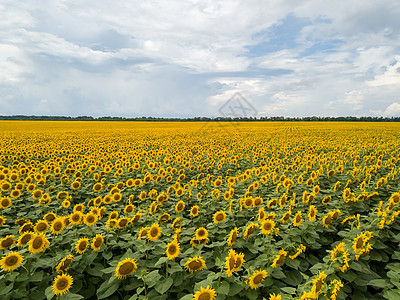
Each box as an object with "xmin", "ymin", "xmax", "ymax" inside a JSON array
[
  {"xmin": 123, "ymin": 204, "xmax": 135, "ymax": 214},
  {"xmin": 17, "ymin": 232, "xmax": 33, "ymax": 247},
  {"xmin": 91, "ymin": 234, "xmax": 104, "ymax": 251},
  {"xmin": 166, "ymin": 240, "xmax": 180, "ymax": 260},
  {"xmin": 148, "ymin": 223, "xmax": 162, "ymax": 241},
  {"xmin": 184, "ymin": 256, "xmax": 206, "ymax": 273},
  {"xmin": 247, "ymin": 269, "xmax": 268, "ymax": 289},
  {"xmin": 116, "ymin": 217, "xmax": 130, "ymax": 229},
  {"xmin": 0, "ymin": 216, "xmax": 6, "ymax": 227},
  {"xmin": 75, "ymin": 237, "xmax": 89, "ymax": 254},
  {"xmin": 213, "ymin": 210, "xmax": 227, "ymax": 224},
  {"xmin": 190, "ymin": 205, "xmax": 200, "ymax": 217},
  {"xmin": 310, "ymin": 271, "xmax": 327, "ymax": 298},
  {"xmin": 227, "ymin": 227, "xmax": 239, "ymax": 247},
  {"xmin": 70, "ymin": 211, "xmax": 83, "ymax": 225},
  {"xmin": 193, "ymin": 286, "xmax": 216, "ymax": 300},
  {"xmin": 308, "ymin": 205, "xmax": 317, "ymax": 222},
  {"xmin": 268, "ymin": 293, "xmax": 282, "ymax": 300},
  {"xmin": 158, "ymin": 213, "xmax": 170, "ymax": 224},
  {"xmin": 0, "ymin": 251, "xmax": 23, "ymax": 272},
  {"xmin": 115, "ymin": 258, "xmax": 138, "ymax": 279},
  {"xmin": 271, "ymin": 249, "xmax": 287, "ymax": 268},
  {"xmin": 50, "ymin": 218, "xmax": 65, "ymax": 235},
  {"xmin": 84, "ymin": 213, "xmax": 98, "ymax": 227},
  {"xmin": 175, "ymin": 200, "xmax": 185, "ymax": 213},
  {"xmin": 243, "ymin": 223, "xmax": 259, "ymax": 238},
  {"xmin": 0, "ymin": 235, "xmax": 15, "ymax": 250},
  {"xmin": 138, "ymin": 227, "xmax": 149, "ymax": 240},
  {"xmin": 293, "ymin": 211, "xmax": 302, "ymax": 227},
  {"xmin": 28, "ymin": 233, "xmax": 50, "ymax": 254},
  {"xmin": 260, "ymin": 220, "xmax": 275, "ymax": 235},
  {"xmin": 52, "ymin": 273, "xmax": 73, "ymax": 295},
  {"xmin": 195, "ymin": 227, "xmax": 208, "ymax": 240},
  {"xmin": 56, "ymin": 255, "xmax": 74, "ymax": 273},
  {"xmin": 0, "ymin": 197, "xmax": 12, "ymax": 209}
]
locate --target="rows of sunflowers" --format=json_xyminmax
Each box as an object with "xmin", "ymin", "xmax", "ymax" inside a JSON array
[{"xmin": 0, "ymin": 121, "xmax": 400, "ymax": 300}]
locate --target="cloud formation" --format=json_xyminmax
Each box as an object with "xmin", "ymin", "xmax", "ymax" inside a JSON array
[{"xmin": 1, "ymin": 0, "xmax": 400, "ymax": 117}]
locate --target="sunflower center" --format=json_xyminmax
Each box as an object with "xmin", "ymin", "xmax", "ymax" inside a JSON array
[
  {"xmin": 21, "ymin": 234, "xmax": 32, "ymax": 244},
  {"xmin": 229, "ymin": 257, "xmax": 235, "ymax": 270},
  {"xmin": 199, "ymin": 292, "xmax": 211, "ymax": 300},
  {"xmin": 169, "ymin": 245, "xmax": 177, "ymax": 254},
  {"xmin": 263, "ymin": 223, "xmax": 272, "ymax": 231},
  {"xmin": 188, "ymin": 260, "xmax": 202, "ymax": 270},
  {"xmin": 216, "ymin": 214, "xmax": 224, "ymax": 221},
  {"xmin": 72, "ymin": 215, "xmax": 80, "ymax": 221},
  {"xmin": 6, "ymin": 256, "xmax": 17, "ymax": 266},
  {"xmin": 33, "ymin": 237, "xmax": 44, "ymax": 249},
  {"xmin": 277, "ymin": 254, "xmax": 285, "ymax": 264},
  {"xmin": 54, "ymin": 222, "xmax": 62, "ymax": 230},
  {"xmin": 119, "ymin": 262, "xmax": 134, "ymax": 275},
  {"xmin": 198, "ymin": 230, "xmax": 205, "ymax": 237},
  {"xmin": 234, "ymin": 258, "xmax": 242, "ymax": 268},
  {"xmin": 248, "ymin": 226, "xmax": 256, "ymax": 235},
  {"xmin": 296, "ymin": 215, "xmax": 301, "ymax": 223},
  {"xmin": 150, "ymin": 228, "xmax": 159, "ymax": 237},
  {"xmin": 253, "ymin": 274, "xmax": 263, "ymax": 284},
  {"xmin": 2, "ymin": 238, "xmax": 13, "ymax": 248},
  {"xmin": 245, "ymin": 199, "xmax": 252, "ymax": 206},
  {"xmin": 79, "ymin": 241, "xmax": 87, "ymax": 251},
  {"xmin": 231, "ymin": 232, "xmax": 237, "ymax": 241},
  {"xmin": 94, "ymin": 238, "xmax": 102, "ymax": 247},
  {"xmin": 356, "ymin": 237, "xmax": 364, "ymax": 249},
  {"xmin": 87, "ymin": 216, "xmax": 95, "ymax": 223},
  {"xmin": 1, "ymin": 199, "xmax": 10, "ymax": 206},
  {"xmin": 119, "ymin": 219, "xmax": 128, "ymax": 227},
  {"xmin": 57, "ymin": 278, "xmax": 68, "ymax": 289}
]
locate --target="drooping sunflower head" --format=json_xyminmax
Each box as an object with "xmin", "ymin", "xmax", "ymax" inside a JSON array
[
  {"xmin": 115, "ymin": 258, "xmax": 137, "ymax": 279},
  {"xmin": 158, "ymin": 213, "xmax": 170, "ymax": 224},
  {"xmin": 52, "ymin": 273, "xmax": 74, "ymax": 295},
  {"xmin": 243, "ymin": 223, "xmax": 258, "ymax": 238},
  {"xmin": 184, "ymin": 256, "xmax": 206, "ymax": 273},
  {"xmin": 0, "ymin": 251, "xmax": 23, "ymax": 272},
  {"xmin": 148, "ymin": 223, "xmax": 162, "ymax": 241},
  {"xmin": 138, "ymin": 227, "xmax": 149, "ymax": 240},
  {"xmin": 227, "ymin": 227, "xmax": 239, "ymax": 247},
  {"xmin": 293, "ymin": 211, "xmax": 302, "ymax": 227},
  {"xmin": 56, "ymin": 255, "xmax": 74, "ymax": 273},
  {"xmin": 0, "ymin": 216, "xmax": 7, "ymax": 227}
]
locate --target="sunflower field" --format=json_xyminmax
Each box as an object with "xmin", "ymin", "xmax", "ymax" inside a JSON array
[{"xmin": 0, "ymin": 121, "xmax": 400, "ymax": 300}]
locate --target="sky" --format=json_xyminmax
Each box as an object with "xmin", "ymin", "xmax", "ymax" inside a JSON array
[{"xmin": 1, "ymin": 0, "xmax": 400, "ymax": 118}]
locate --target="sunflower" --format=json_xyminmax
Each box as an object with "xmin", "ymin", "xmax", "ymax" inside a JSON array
[
  {"xmin": 0, "ymin": 181, "xmax": 12, "ymax": 192},
  {"xmin": 84, "ymin": 213, "xmax": 97, "ymax": 227},
  {"xmin": 321, "ymin": 195, "xmax": 332, "ymax": 205},
  {"xmin": 73, "ymin": 204, "xmax": 85, "ymax": 213},
  {"xmin": 91, "ymin": 234, "xmax": 104, "ymax": 251},
  {"xmin": 293, "ymin": 211, "xmax": 302, "ymax": 227},
  {"xmin": 171, "ymin": 218, "xmax": 183, "ymax": 231},
  {"xmin": 260, "ymin": 220, "xmax": 275, "ymax": 235},
  {"xmin": 93, "ymin": 182, "xmax": 103, "ymax": 192},
  {"xmin": 75, "ymin": 237, "xmax": 89, "ymax": 254},
  {"xmin": 247, "ymin": 269, "xmax": 268, "ymax": 289},
  {"xmin": 310, "ymin": 271, "xmax": 327, "ymax": 298},
  {"xmin": 109, "ymin": 211, "xmax": 119, "ymax": 220},
  {"xmin": 225, "ymin": 249, "xmax": 245, "ymax": 276},
  {"xmin": 213, "ymin": 210, "xmax": 227, "ymax": 224},
  {"xmin": 124, "ymin": 204, "xmax": 135, "ymax": 214},
  {"xmin": 227, "ymin": 227, "xmax": 239, "ymax": 247},
  {"xmin": 280, "ymin": 211, "xmax": 291, "ymax": 224},
  {"xmin": 70, "ymin": 211, "xmax": 83, "ymax": 225},
  {"xmin": 243, "ymin": 223, "xmax": 259, "ymax": 238},
  {"xmin": 257, "ymin": 207, "xmax": 266, "ymax": 222},
  {"xmin": 166, "ymin": 240, "xmax": 180, "ymax": 260},
  {"xmin": 70, "ymin": 180, "xmax": 81, "ymax": 190},
  {"xmin": 112, "ymin": 192, "xmax": 122, "ymax": 202},
  {"xmin": 116, "ymin": 217, "xmax": 130, "ymax": 229},
  {"xmin": 0, "ymin": 235, "xmax": 15, "ymax": 250},
  {"xmin": 0, "ymin": 197, "xmax": 12, "ymax": 209},
  {"xmin": 158, "ymin": 213, "xmax": 170, "ymax": 224},
  {"xmin": 17, "ymin": 232, "xmax": 33, "ymax": 247},
  {"xmin": 138, "ymin": 227, "xmax": 149, "ymax": 240},
  {"xmin": 44, "ymin": 212, "xmax": 56, "ymax": 223},
  {"xmin": 148, "ymin": 223, "xmax": 162, "ymax": 241},
  {"xmin": 115, "ymin": 258, "xmax": 138, "ymax": 279},
  {"xmin": 308, "ymin": 205, "xmax": 317, "ymax": 222},
  {"xmin": 0, "ymin": 216, "xmax": 6, "ymax": 227},
  {"xmin": 93, "ymin": 197, "xmax": 102, "ymax": 206},
  {"xmin": 253, "ymin": 197, "xmax": 263, "ymax": 207},
  {"xmin": 33, "ymin": 220, "xmax": 48, "ymax": 234},
  {"xmin": 269, "ymin": 293, "xmax": 282, "ymax": 300},
  {"xmin": 175, "ymin": 200, "xmax": 185, "ymax": 213},
  {"xmin": 28, "ymin": 233, "xmax": 50, "ymax": 254},
  {"xmin": 271, "ymin": 249, "xmax": 287, "ymax": 268},
  {"xmin": 0, "ymin": 251, "xmax": 23, "ymax": 272},
  {"xmin": 243, "ymin": 197, "xmax": 254, "ymax": 208},
  {"xmin": 52, "ymin": 273, "xmax": 73, "ymax": 295},
  {"xmin": 184, "ymin": 256, "xmax": 206, "ymax": 273},
  {"xmin": 56, "ymin": 254, "xmax": 74, "ymax": 273},
  {"xmin": 195, "ymin": 227, "xmax": 208, "ymax": 240},
  {"xmin": 322, "ymin": 212, "xmax": 333, "ymax": 228},
  {"xmin": 289, "ymin": 244, "xmax": 306, "ymax": 260},
  {"xmin": 10, "ymin": 189, "xmax": 21, "ymax": 199},
  {"xmin": 190, "ymin": 205, "xmax": 199, "ymax": 217},
  {"xmin": 103, "ymin": 195, "xmax": 112, "ymax": 204},
  {"xmin": 51, "ymin": 218, "xmax": 65, "ymax": 235},
  {"xmin": 193, "ymin": 286, "xmax": 216, "ymax": 300},
  {"xmin": 131, "ymin": 213, "xmax": 142, "ymax": 224}
]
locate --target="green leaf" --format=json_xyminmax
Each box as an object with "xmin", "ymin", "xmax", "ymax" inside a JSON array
[
  {"xmin": 168, "ymin": 262, "xmax": 183, "ymax": 274},
  {"xmin": 45, "ymin": 286, "xmax": 54, "ymax": 300},
  {"xmin": 179, "ymin": 295, "xmax": 193, "ymax": 300},
  {"xmin": 0, "ymin": 282, "xmax": 13, "ymax": 296},
  {"xmin": 285, "ymin": 258, "xmax": 300, "ymax": 269},
  {"xmin": 271, "ymin": 269, "xmax": 286, "ymax": 279},
  {"xmin": 144, "ymin": 270, "xmax": 161, "ymax": 288},
  {"xmin": 30, "ymin": 270, "xmax": 44, "ymax": 282},
  {"xmin": 102, "ymin": 251, "xmax": 113, "ymax": 260},
  {"xmin": 280, "ymin": 287, "xmax": 296, "ymax": 294},
  {"xmin": 97, "ymin": 282, "xmax": 119, "ymax": 299},
  {"xmin": 228, "ymin": 283, "xmax": 243, "ymax": 296},
  {"xmin": 62, "ymin": 293, "xmax": 85, "ymax": 300},
  {"xmin": 155, "ymin": 257, "xmax": 168, "ymax": 267},
  {"xmin": 282, "ymin": 269, "xmax": 303, "ymax": 286},
  {"xmin": 216, "ymin": 281, "xmax": 230, "ymax": 295},
  {"xmin": 155, "ymin": 277, "xmax": 173, "ymax": 294},
  {"xmin": 367, "ymin": 279, "xmax": 389, "ymax": 288}
]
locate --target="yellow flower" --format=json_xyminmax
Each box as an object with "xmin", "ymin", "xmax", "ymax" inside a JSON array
[
  {"xmin": 293, "ymin": 211, "xmax": 302, "ymax": 227},
  {"xmin": 91, "ymin": 234, "xmax": 104, "ymax": 251},
  {"xmin": 243, "ymin": 222, "xmax": 258, "ymax": 238},
  {"xmin": 227, "ymin": 227, "xmax": 239, "ymax": 247},
  {"xmin": 50, "ymin": 217, "xmax": 65, "ymax": 235},
  {"xmin": 247, "ymin": 269, "xmax": 268, "ymax": 289},
  {"xmin": 28, "ymin": 233, "xmax": 50, "ymax": 254},
  {"xmin": 268, "ymin": 293, "xmax": 282, "ymax": 300},
  {"xmin": 213, "ymin": 210, "xmax": 227, "ymax": 224},
  {"xmin": 166, "ymin": 240, "xmax": 180, "ymax": 260},
  {"xmin": 115, "ymin": 258, "xmax": 137, "ymax": 279},
  {"xmin": 17, "ymin": 232, "xmax": 33, "ymax": 247},
  {"xmin": 190, "ymin": 205, "xmax": 200, "ymax": 217},
  {"xmin": 260, "ymin": 219, "xmax": 275, "ymax": 235},
  {"xmin": 52, "ymin": 273, "xmax": 73, "ymax": 295},
  {"xmin": 56, "ymin": 255, "xmax": 74, "ymax": 273},
  {"xmin": 75, "ymin": 237, "xmax": 89, "ymax": 254},
  {"xmin": 193, "ymin": 286, "xmax": 216, "ymax": 300},
  {"xmin": 225, "ymin": 249, "xmax": 245, "ymax": 276},
  {"xmin": 0, "ymin": 251, "xmax": 23, "ymax": 272},
  {"xmin": 310, "ymin": 271, "xmax": 327, "ymax": 298},
  {"xmin": 185, "ymin": 256, "xmax": 206, "ymax": 273},
  {"xmin": 271, "ymin": 249, "xmax": 287, "ymax": 268},
  {"xmin": 175, "ymin": 200, "xmax": 185, "ymax": 213},
  {"xmin": 289, "ymin": 244, "xmax": 306, "ymax": 260},
  {"xmin": 308, "ymin": 205, "xmax": 317, "ymax": 222},
  {"xmin": 147, "ymin": 223, "xmax": 162, "ymax": 241},
  {"xmin": 0, "ymin": 235, "xmax": 15, "ymax": 250}
]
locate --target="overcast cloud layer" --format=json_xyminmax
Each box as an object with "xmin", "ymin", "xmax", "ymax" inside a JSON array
[{"xmin": 1, "ymin": 0, "xmax": 400, "ymax": 117}]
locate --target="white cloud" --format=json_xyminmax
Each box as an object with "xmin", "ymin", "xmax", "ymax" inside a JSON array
[{"xmin": 382, "ymin": 102, "xmax": 400, "ymax": 116}]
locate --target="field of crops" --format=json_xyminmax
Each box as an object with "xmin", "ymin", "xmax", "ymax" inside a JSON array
[{"xmin": 0, "ymin": 121, "xmax": 400, "ymax": 300}]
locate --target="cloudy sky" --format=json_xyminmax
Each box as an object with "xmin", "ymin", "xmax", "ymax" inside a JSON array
[{"xmin": 1, "ymin": 0, "xmax": 400, "ymax": 118}]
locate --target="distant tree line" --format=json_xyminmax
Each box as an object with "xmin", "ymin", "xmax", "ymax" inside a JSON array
[{"xmin": 0, "ymin": 115, "xmax": 399, "ymax": 122}]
